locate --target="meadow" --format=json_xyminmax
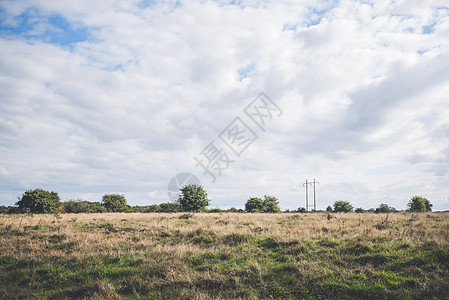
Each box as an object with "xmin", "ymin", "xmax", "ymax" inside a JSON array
[{"xmin": 0, "ymin": 212, "xmax": 448, "ymax": 299}]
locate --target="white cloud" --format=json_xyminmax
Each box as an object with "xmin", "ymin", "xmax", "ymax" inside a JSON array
[{"xmin": 1, "ymin": 0, "xmax": 449, "ymax": 211}]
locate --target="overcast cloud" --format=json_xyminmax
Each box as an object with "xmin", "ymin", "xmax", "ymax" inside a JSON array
[{"xmin": 1, "ymin": 0, "xmax": 449, "ymax": 210}]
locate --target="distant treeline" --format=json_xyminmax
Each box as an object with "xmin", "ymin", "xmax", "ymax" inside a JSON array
[
  {"xmin": 1, "ymin": 187, "xmax": 433, "ymax": 214},
  {"xmin": 0, "ymin": 200, "xmax": 244, "ymax": 214}
]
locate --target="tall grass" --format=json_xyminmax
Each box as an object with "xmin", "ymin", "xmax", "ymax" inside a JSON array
[{"xmin": 0, "ymin": 212, "xmax": 448, "ymax": 299}]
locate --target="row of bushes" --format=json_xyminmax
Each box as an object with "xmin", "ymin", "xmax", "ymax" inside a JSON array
[
  {"xmin": 1, "ymin": 188, "xmax": 433, "ymax": 214},
  {"xmin": 0, "ymin": 202, "xmax": 244, "ymax": 214}
]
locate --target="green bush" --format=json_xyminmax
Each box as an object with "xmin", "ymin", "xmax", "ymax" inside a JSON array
[
  {"xmin": 245, "ymin": 197, "xmax": 264, "ymax": 212},
  {"xmin": 102, "ymin": 194, "xmax": 128, "ymax": 212},
  {"xmin": 63, "ymin": 200, "xmax": 106, "ymax": 213},
  {"xmin": 375, "ymin": 203, "xmax": 396, "ymax": 213},
  {"xmin": 326, "ymin": 205, "xmax": 333, "ymax": 212},
  {"xmin": 159, "ymin": 202, "xmax": 181, "ymax": 212},
  {"xmin": 0, "ymin": 206, "xmax": 20, "ymax": 214},
  {"xmin": 407, "ymin": 196, "xmax": 432, "ymax": 212},
  {"xmin": 245, "ymin": 196, "xmax": 281, "ymax": 213},
  {"xmin": 178, "ymin": 185, "xmax": 209, "ymax": 212},
  {"xmin": 263, "ymin": 195, "xmax": 281, "ymax": 213},
  {"xmin": 333, "ymin": 201, "xmax": 353, "ymax": 213},
  {"xmin": 297, "ymin": 207, "xmax": 306, "ymax": 213},
  {"xmin": 16, "ymin": 188, "xmax": 61, "ymax": 214}
]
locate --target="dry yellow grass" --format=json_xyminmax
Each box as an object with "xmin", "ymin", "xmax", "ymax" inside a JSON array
[
  {"xmin": 1, "ymin": 212, "xmax": 448, "ymax": 259},
  {"xmin": 1, "ymin": 212, "xmax": 448, "ymax": 299}
]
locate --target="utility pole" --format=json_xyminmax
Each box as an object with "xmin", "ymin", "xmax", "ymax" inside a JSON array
[
  {"xmin": 310, "ymin": 178, "xmax": 319, "ymax": 211},
  {"xmin": 303, "ymin": 179, "xmax": 311, "ymax": 211},
  {"xmin": 303, "ymin": 179, "xmax": 319, "ymax": 211}
]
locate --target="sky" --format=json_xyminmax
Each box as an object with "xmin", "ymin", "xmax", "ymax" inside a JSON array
[{"xmin": 1, "ymin": 0, "xmax": 449, "ymax": 211}]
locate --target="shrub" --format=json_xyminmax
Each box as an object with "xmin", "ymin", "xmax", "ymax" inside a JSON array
[
  {"xmin": 263, "ymin": 195, "xmax": 281, "ymax": 213},
  {"xmin": 178, "ymin": 185, "xmax": 209, "ymax": 212},
  {"xmin": 0, "ymin": 206, "xmax": 20, "ymax": 214},
  {"xmin": 245, "ymin": 196, "xmax": 281, "ymax": 213},
  {"xmin": 16, "ymin": 188, "xmax": 61, "ymax": 214},
  {"xmin": 245, "ymin": 197, "xmax": 264, "ymax": 212},
  {"xmin": 326, "ymin": 205, "xmax": 333, "ymax": 212},
  {"xmin": 63, "ymin": 200, "xmax": 91, "ymax": 213},
  {"xmin": 297, "ymin": 207, "xmax": 306, "ymax": 213},
  {"xmin": 375, "ymin": 203, "xmax": 396, "ymax": 213},
  {"xmin": 355, "ymin": 207, "xmax": 365, "ymax": 213},
  {"xmin": 102, "ymin": 194, "xmax": 128, "ymax": 212},
  {"xmin": 407, "ymin": 196, "xmax": 432, "ymax": 212},
  {"xmin": 333, "ymin": 201, "xmax": 353, "ymax": 213},
  {"xmin": 160, "ymin": 202, "xmax": 182, "ymax": 212}
]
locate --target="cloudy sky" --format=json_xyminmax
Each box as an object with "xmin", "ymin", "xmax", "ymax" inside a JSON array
[{"xmin": 1, "ymin": 0, "xmax": 449, "ymax": 211}]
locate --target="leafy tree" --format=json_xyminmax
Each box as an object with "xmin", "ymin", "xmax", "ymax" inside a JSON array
[
  {"xmin": 333, "ymin": 201, "xmax": 353, "ymax": 213},
  {"xmin": 102, "ymin": 194, "xmax": 128, "ymax": 212},
  {"xmin": 297, "ymin": 207, "xmax": 306, "ymax": 213},
  {"xmin": 245, "ymin": 196, "xmax": 281, "ymax": 213},
  {"xmin": 16, "ymin": 188, "xmax": 61, "ymax": 214},
  {"xmin": 245, "ymin": 197, "xmax": 264, "ymax": 212},
  {"xmin": 263, "ymin": 195, "xmax": 281, "ymax": 213},
  {"xmin": 375, "ymin": 203, "xmax": 396, "ymax": 213},
  {"xmin": 326, "ymin": 205, "xmax": 333, "ymax": 212},
  {"xmin": 355, "ymin": 207, "xmax": 365, "ymax": 213},
  {"xmin": 407, "ymin": 196, "xmax": 432, "ymax": 212},
  {"xmin": 178, "ymin": 185, "xmax": 209, "ymax": 212}
]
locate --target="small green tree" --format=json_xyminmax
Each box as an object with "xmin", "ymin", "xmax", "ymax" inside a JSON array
[
  {"xmin": 102, "ymin": 194, "xmax": 128, "ymax": 212},
  {"xmin": 375, "ymin": 203, "xmax": 396, "ymax": 213},
  {"xmin": 245, "ymin": 197, "xmax": 264, "ymax": 212},
  {"xmin": 407, "ymin": 196, "xmax": 432, "ymax": 212},
  {"xmin": 178, "ymin": 185, "xmax": 209, "ymax": 212},
  {"xmin": 297, "ymin": 207, "xmax": 306, "ymax": 213},
  {"xmin": 16, "ymin": 188, "xmax": 61, "ymax": 214},
  {"xmin": 326, "ymin": 205, "xmax": 333, "ymax": 212},
  {"xmin": 263, "ymin": 195, "xmax": 281, "ymax": 213},
  {"xmin": 333, "ymin": 201, "xmax": 353, "ymax": 213},
  {"xmin": 355, "ymin": 207, "xmax": 365, "ymax": 213}
]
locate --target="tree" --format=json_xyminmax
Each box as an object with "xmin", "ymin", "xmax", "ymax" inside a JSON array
[
  {"xmin": 407, "ymin": 196, "xmax": 432, "ymax": 212},
  {"xmin": 375, "ymin": 203, "xmax": 396, "ymax": 213},
  {"xmin": 245, "ymin": 196, "xmax": 281, "ymax": 213},
  {"xmin": 102, "ymin": 194, "xmax": 128, "ymax": 212},
  {"xmin": 178, "ymin": 185, "xmax": 209, "ymax": 212},
  {"xmin": 263, "ymin": 195, "xmax": 280, "ymax": 213},
  {"xmin": 263, "ymin": 195, "xmax": 281, "ymax": 213},
  {"xmin": 326, "ymin": 205, "xmax": 333, "ymax": 212},
  {"xmin": 297, "ymin": 207, "xmax": 306, "ymax": 213},
  {"xmin": 245, "ymin": 197, "xmax": 264, "ymax": 212},
  {"xmin": 355, "ymin": 207, "xmax": 365, "ymax": 213},
  {"xmin": 333, "ymin": 201, "xmax": 353, "ymax": 213},
  {"xmin": 16, "ymin": 188, "xmax": 61, "ymax": 213}
]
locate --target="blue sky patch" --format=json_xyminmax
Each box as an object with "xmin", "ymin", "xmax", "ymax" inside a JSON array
[
  {"xmin": 422, "ymin": 23, "xmax": 436, "ymax": 34},
  {"xmin": 0, "ymin": 8, "xmax": 92, "ymax": 48},
  {"xmin": 138, "ymin": 0, "xmax": 158, "ymax": 9},
  {"xmin": 238, "ymin": 63, "xmax": 255, "ymax": 81},
  {"xmin": 303, "ymin": 5, "xmax": 335, "ymax": 28}
]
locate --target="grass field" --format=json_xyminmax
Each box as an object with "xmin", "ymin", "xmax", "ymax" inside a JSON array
[{"xmin": 1, "ymin": 212, "xmax": 448, "ymax": 299}]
